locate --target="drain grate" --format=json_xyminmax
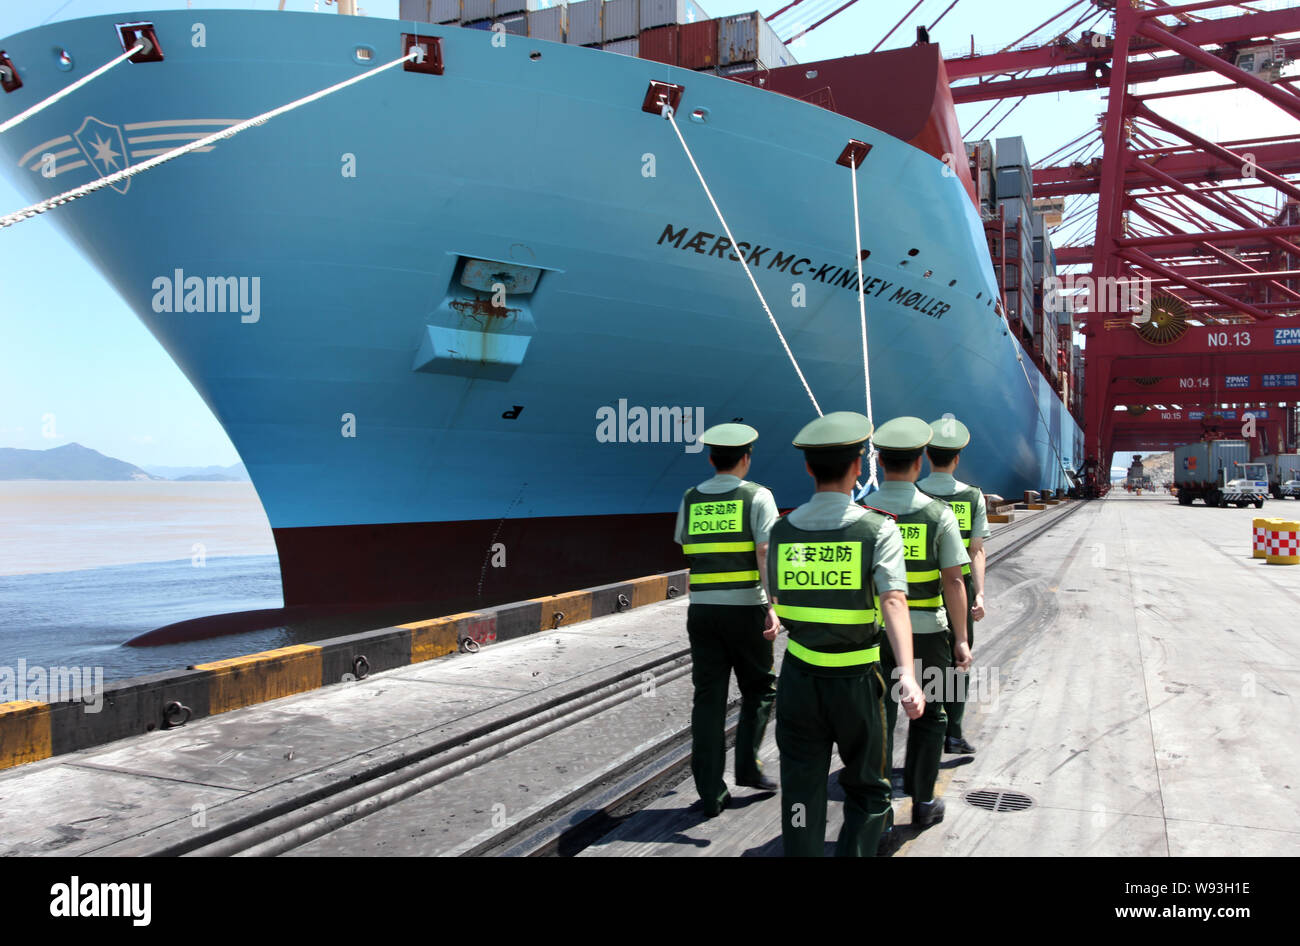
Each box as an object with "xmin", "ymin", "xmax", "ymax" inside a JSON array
[{"xmin": 965, "ymin": 789, "xmax": 1035, "ymax": 812}]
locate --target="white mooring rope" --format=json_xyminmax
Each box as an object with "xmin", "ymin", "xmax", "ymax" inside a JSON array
[
  {"xmin": 661, "ymin": 104, "xmax": 823, "ymax": 417},
  {"xmin": 849, "ymin": 157, "xmax": 879, "ymax": 490},
  {"xmin": 0, "ymin": 43, "xmax": 144, "ymax": 136},
  {"xmin": 0, "ymin": 48, "xmax": 419, "ymax": 230}
]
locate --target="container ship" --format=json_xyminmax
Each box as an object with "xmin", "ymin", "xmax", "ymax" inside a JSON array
[{"xmin": 0, "ymin": 3, "xmax": 1083, "ymax": 631}]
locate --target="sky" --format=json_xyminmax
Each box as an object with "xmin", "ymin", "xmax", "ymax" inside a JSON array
[{"xmin": 0, "ymin": 0, "xmax": 1296, "ymax": 468}]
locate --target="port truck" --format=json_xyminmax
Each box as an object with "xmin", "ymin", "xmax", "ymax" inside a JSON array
[
  {"xmin": 1254, "ymin": 453, "xmax": 1300, "ymax": 499},
  {"xmin": 1174, "ymin": 440, "xmax": 1269, "ymax": 508}
]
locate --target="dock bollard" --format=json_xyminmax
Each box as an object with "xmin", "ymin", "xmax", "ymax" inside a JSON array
[{"xmin": 1265, "ymin": 519, "xmax": 1300, "ymax": 565}]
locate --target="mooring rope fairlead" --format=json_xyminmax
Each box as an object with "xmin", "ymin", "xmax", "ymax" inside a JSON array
[{"xmin": 0, "ymin": 43, "xmax": 144, "ymax": 137}]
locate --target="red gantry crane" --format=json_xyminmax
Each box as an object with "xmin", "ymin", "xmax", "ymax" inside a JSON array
[
  {"xmin": 941, "ymin": 0, "xmax": 1300, "ymax": 474},
  {"xmin": 763, "ymin": 0, "xmax": 1298, "ymax": 479}
]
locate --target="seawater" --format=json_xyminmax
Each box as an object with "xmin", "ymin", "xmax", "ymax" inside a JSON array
[
  {"xmin": 0, "ymin": 554, "xmax": 286, "ymax": 680},
  {"xmin": 0, "ymin": 481, "xmax": 285, "ymax": 680}
]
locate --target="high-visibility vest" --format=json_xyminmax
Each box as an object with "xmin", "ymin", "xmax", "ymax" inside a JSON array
[
  {"xmin": 896, "ymin": 499, "xmax": 950, "ymax": 611},
  {"xmin": 681, "ymin": 481, "xmax": 763, "ymax": 591},
  {"xmin": 920, "ymin": 483, "xmax": 981, "ymax": 580},
  {"xmin": 770, "ymin": 512, "xmax": 890, "ymax": 674}
]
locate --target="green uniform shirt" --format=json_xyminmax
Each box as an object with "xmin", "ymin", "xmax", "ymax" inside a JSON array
[
  {"xmin": 868, "ymin": 481, "xmax": 969, "ymax": 633},
  {"xmin": 917, "ymin": 472, "xmax": 990, "ymax": 540},
  {"xmin": 772, "ymin": 491, "xmax": 908, "ymax": 596},
  {"xmin": 675, "ymin": 474, "xmax": 778, "ymax": 605}
]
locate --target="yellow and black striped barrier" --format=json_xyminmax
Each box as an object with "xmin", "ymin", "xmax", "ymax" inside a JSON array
[{"xmin": 0, "ymin": 568, "xmax": 688, "ymax": 771}]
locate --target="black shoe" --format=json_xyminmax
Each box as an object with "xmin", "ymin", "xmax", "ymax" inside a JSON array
[
  {"xmin": 702, "ymin": 792, "xmax": 732, "ymax": 818},
  {"xmin": 876, "ymin": 828, "xmax": 902, "ymax": 857},
  {"xmin": 945, "ymin": 736, "xmax": 977, "ymax": 755},
  {"xmin": 913, "ymin": 798, "xmax": 945, "ymax": 827},
  {"xmin": 736, "ymin": 774, "xmax": 778, "ymax": 792}
]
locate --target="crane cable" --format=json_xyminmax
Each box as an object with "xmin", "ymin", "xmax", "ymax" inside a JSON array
[
  {"xmin": 871, "ymin": 0, "xmax": 927, "ymax": 54},
  {"xmin": 660, "ymin": 103, "xmax": 823, "ymax": 416},
  {"xmin": 980, "ymin": 95, "xmax": 1028, "ymax": 140},
  {"xmin": 1, "ymin": 47, "xmax": 420, "ymax": 229},
  {"xmin": 0, "ymin": 42, "xmax": 144, "ymax": 136},
  {"xmin": 784, "ymin": 0, "xmax": 863, "ymax": 47},
  {"xmin": 927, "ymin": 0, "xmax": 963, "ymax": 32},
  {"xmin": 772, "ymin": 0, "xmax": 840, "ymax": 30}
]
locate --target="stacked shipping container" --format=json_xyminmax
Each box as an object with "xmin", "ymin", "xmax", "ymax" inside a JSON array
[
  {"xmin": 680, "ymin": 19, "xmax": 719, "ymax": 69},
  {"xmin": 638, "ymin": 19, "xmax": 719, "ymax": 69},
  {"xmin": 994, "ymin": 135, "xmax": 1034, "ymax": 340},
  {"xmin": 604, "ymin": 37, "xmax": 640, "ymax": 55},
  {"xmin": 716, "ymin": 12, "xmax": 796, "ymax": 72},
  {"xmin": 395, "ymin": 3, "xmax": 786, "ymax": 74},
  {"xmin": 640, "ymin": 0, "xmax": 711, "ymax": 30},
  {"xmin": 602, "ymin": 0, "xmax": 639, "ymax": 41},
  {"xmin": 972, "ymin": 134, "xmax": 1082, "ymax": 421},
  {"xmin": 1033, "ymin": 211, "xmax": 1069, "ymax": 390},
  {"xmin": 966, "ymin": 139, "xmax": 994, "ymax": 215},
  {"xmin": 638, "ymin": 23, "xmax": 678, "ymax": 63},
  {"xmin": 567, "ymin": 1, "xmax": 601, "ymax": 44},
  {"xmin": 399, "ymin": 0, "xmax": 466, "ymax": 23},
  {"xmin": 529, "ymin": 4, "xmax": 566, "ymax": 41}
]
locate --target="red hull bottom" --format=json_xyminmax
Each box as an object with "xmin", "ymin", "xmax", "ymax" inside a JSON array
[
  {"xmin": 273, "ymin": 512, "xmax": 681, "ymax": 608},
  {"xmin": 130, "ymin": 513, "xmax": 681, "ymax": 645}
]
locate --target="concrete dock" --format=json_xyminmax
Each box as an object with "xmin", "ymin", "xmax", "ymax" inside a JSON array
[
  {"xmin": 587, "ymin": 491, "xmax": 1300, "ymax": 856},
  {"xmin": 1, "ymin": 492, "xmax": 1296, "ymax": 856}
]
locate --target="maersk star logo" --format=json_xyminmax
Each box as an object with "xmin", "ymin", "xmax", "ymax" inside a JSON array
[{"xmin": 73, "ymin": 116, "xmax": 130, "ymax": 194}]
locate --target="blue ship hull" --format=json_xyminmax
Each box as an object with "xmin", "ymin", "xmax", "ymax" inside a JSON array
[{"xmin": 0, "ymin": 10, "xmax": 1082, "ymax": 613}]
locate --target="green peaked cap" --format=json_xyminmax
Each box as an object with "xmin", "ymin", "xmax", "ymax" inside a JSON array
[
  {"xmin": 928, "ymin": 416, "xmax": 971, "ymax": 450},
  {"xmin": 699, "ymin": 423, "xmax": 759, "ymax": 448},
  {"xmin": 872, "ymin": 416, "xmax": 934, "ymax": 451},
  {"xmin": 792, "ymin": 411, "xmax": 873, "ymax": 451}
]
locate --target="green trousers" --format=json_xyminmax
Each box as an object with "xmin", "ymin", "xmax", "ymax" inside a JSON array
[
  {"xmin": 881, "ymin": 630, "xmax": 950, "ymax": 804},
  {"xmin": 686, "ymin": 603, "xmax": 777, "ymax": 811},
  {"xmin": 776, "ymin": 658, "xmax": 891, "ymax": 857},
  {"xmin": 944, "ymin": 579, "xmax": 975, "ymax": 740},
  {"xmin": 944, "ymin": 625, "xmax": 971, "ymax": 740}
]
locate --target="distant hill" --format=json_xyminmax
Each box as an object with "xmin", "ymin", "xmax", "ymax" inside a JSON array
[
  {"xmin": 1113, "ymin": 452, "xmax": 1174, "ymax": 484},
  {"xmin": 0, "ymin": 443, "xmax": 161, "ymax": 481},
  {"xmin": 1141, "ymin": 452, "xmax": 1174, "ymax": 484},
  {"xmin": 143, "ymin": 462, "xmax": 249, "ymax": 482},
  {"xmin": 173, "ymin": 473, "xmax": 240, "ymax": 482}
]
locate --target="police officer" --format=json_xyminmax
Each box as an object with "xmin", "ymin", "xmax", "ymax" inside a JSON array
[
  {"xmin": 870, "ymin": 416, "xmax": 971, "ymax": 831},
  {"xmin": 917, "ymin": 417, "xmax": 988, "ymax": 756},
  {"xmin": 768, "ymin": 411, "xmax": 925, "ymax": 856},
  {"xmin": 674, "ymin": 423, "xmax": 780, "ymax": 817}
]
